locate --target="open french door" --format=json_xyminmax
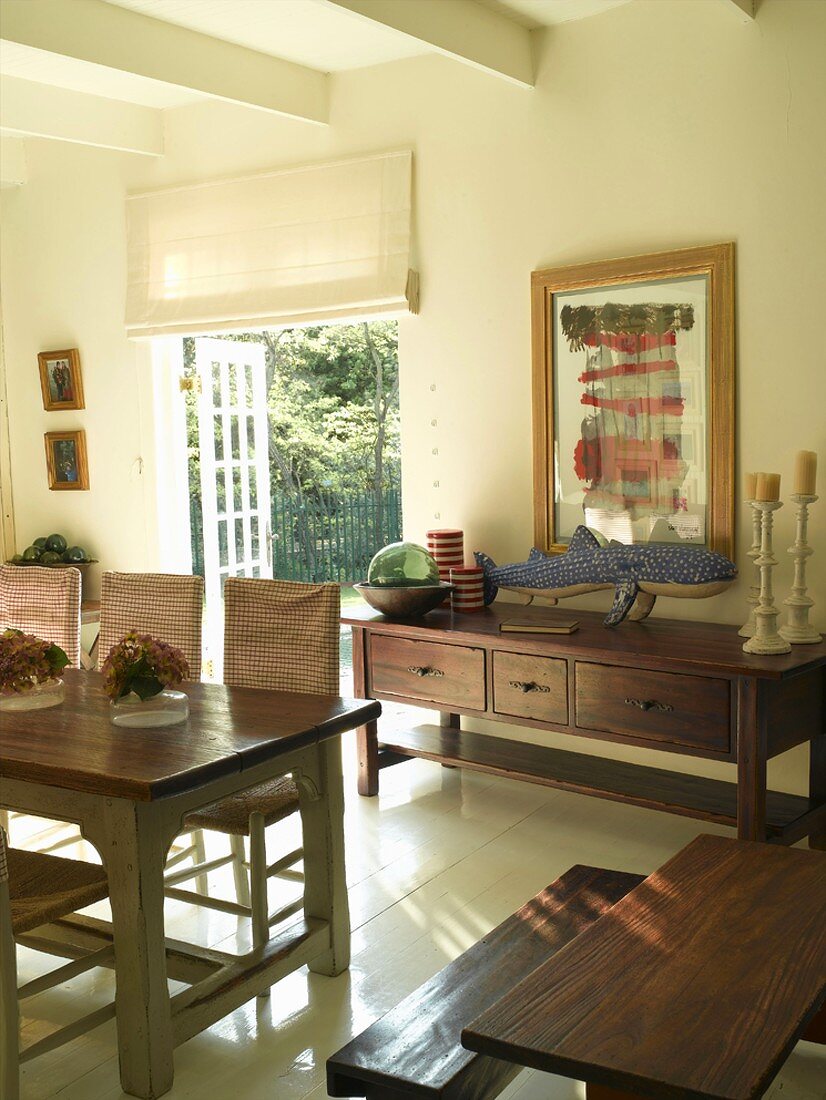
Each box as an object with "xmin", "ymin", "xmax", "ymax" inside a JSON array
[{"xmin": 195, "ymin": 337, "xmax": 272, "ymax": 675}]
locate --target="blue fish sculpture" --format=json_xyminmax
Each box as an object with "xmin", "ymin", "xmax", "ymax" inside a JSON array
[{"xmin": 474, "ymin": 526, "xmax": 737, "ymax": 627}]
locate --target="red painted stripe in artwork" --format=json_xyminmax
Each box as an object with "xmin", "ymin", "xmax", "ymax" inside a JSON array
[
  {"xmin": 580, "ymin": 393, "xmax": 685, "ymax": 416},
  {"xmin": 578, "ymin": 358, "xmax": 678, "ymax": 383},
  {"xmin": 582, "ymin": 331, "xmax": 677, "ymax": 353}
]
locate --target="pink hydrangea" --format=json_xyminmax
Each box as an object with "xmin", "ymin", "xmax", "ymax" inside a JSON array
[
  {"xmin": 0, "ymin": 629, "xmax": 69, "ymax": 696},
  {"xmin": 101, "ymin": 632, "xmax": 190, "ymax": 701}
]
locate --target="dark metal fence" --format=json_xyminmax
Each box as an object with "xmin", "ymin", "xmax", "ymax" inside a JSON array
[{"xmin": 190, "ymin": 488, "xmax": 402, "ymax": 584}]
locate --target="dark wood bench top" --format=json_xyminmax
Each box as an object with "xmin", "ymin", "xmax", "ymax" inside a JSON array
[
  {"xmin": 462, "ymin": 835, "xmax": 826, "ymax": 1100},
  {"xmin": 326, "ymin": 864, "xmax": 644, "ymax": 1100}
]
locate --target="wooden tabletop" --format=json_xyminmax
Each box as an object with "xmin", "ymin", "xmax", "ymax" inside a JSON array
[
  {"xmin": 342, "ymin": 601, "xmax": 826, "ymax": 680},
  {"xmin": 0, "ymin": 669, "xmax": 381, "ymax": 801},
  {"xmin": 462, "ymin": 834, "xmax": 826, "ymax": 1100}
]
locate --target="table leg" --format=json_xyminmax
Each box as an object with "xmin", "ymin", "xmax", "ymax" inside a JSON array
[
  {"xmin": 736, "ymin": 678, "xmax": 768, "ymax": 842},
  {"xmin": 352, "ymin": 627, "xmax": 379, "ymax": 796},
  {"xmin": 91, "ymin": 800, "xmax": 175, "ymax": 1099},
  {"xmin": 810, "ymin": 724, "xmax": 825, "ymax": 851},
  {"xmin": 440, "ymin": 712, "xmax": 459, "ymax": 769},
  {"xmin": 299, "ymin": 738, "xmax": 350, "ymax": 976}
]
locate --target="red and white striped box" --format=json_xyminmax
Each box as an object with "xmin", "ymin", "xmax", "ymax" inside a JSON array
[
  {"xmin": 426, "ymin": 528, "xmax": 464, "ymax": 582},
  {"xmin": 450, "ymin": 566, "xmax": 484, "ymax": 612}
]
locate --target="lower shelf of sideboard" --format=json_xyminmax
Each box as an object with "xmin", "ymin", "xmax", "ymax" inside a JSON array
[{"xmin": 378, "ymin": 724, "xmax": 822, "ymax": 842}]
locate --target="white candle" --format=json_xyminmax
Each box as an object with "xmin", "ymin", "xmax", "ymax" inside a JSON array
[
  {"xmin": 744, "ymin": 472, "xmax": 758, "ymax": 501},
  {"xmin": 793, "ymin": 450, "xmax": 817, "ymax": 496},
  {"xmin": 755, "ymin": 472, "xmax": 781, "ymax": 501}
]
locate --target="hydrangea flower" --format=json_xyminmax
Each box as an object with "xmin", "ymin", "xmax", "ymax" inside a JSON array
[
  {"xmin": 101, "ymin": 632, "xmax": 190, "ymax": 701},
  {"xmin": 0, "ymin": 629, "xmax": 69, "ymax": 696}
]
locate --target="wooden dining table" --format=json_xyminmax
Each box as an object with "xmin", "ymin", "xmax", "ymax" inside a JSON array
[{"xmin": 0, "ymin": 669, "xmax": 381, "ymax": 1099}]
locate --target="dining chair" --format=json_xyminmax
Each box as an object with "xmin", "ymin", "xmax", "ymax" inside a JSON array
[
  {"xmin": 98, "ymin": 570, "xmax": 204, "ymax": 675},
  {"xmin": 0, "ymin": 564, "xmax": 83, "ymax": 850},
  {"xmin": 99, "ymin": 570, "xmax": 209, "ymax": 887},
  {"xmin": 165, "ymin": 578, "xmax": 340, "ymax": 987},
  {"xmin": 0, "ymin": 827, "xmax": 113, "ymax": 1100},
  {"xmin": 0, "ymin": 564, "xmax": 82, "ymax": 668}
]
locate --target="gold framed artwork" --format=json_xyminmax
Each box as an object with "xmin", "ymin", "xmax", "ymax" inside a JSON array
[
  {"xmin": 531, "ymin": 242, "xmax": 735, "ymax": 559},
  {"xmin": 38, "ymin": 348, "xmax": 85, "ymax": 411},
  {"xmin": 45, "ymin": 430, "xmax": 89, "ymax": 491}
]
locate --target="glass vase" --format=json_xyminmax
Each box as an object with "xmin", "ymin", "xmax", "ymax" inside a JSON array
[
  {"xmin": 110, "ymin": 688, "xmax": 189, "ymax": 728},
  {"xmin": 0, "ymin": 678, "xmax": 64, "ymax": 712}
]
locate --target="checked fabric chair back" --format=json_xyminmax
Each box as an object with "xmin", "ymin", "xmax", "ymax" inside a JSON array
[
  {"xmin": 171, "ymin": 578, "xmax": 341, "ymax": 999},
  {"xmin": 98, "ymin": 571, "xmax": 204, "ymax": 677},
  {"xmin": 223, "ymin": 576, "xmax": 340, "ymax": 694},
  {"xmin": 0, "ymin": 564, "xmax": 82, "ymax": 668}
]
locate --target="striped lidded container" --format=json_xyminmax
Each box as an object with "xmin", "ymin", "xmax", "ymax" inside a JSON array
[
  {"xmin": 426, "ymin": 528, "xmax": 464, "ymax": 582},
  {"xmin": 450, "ymin": 566, "xmax": 484, "ymax": 612}
]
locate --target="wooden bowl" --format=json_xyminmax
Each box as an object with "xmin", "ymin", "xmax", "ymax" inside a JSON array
[{"xmin": 354, "ymin": 582, "xmax": 453, "ymax": 618}]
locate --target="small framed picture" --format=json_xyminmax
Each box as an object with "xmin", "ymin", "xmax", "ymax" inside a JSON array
[
  {"xmin": 45, "ymin": 430, "xmax": 89, "ymax": 491},
  {"xmin": 38, "ymin": 348, "xmax": 85, "ymax": 411}
]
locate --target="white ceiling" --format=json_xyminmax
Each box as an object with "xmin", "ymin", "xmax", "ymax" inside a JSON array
[
  {"xmin": 101, "ymin": 0, "xmax": 431, "ymax": 73},
  {"xmin": 0, "ymin": 0, "xmax": 636, "ymax": 112},
  {"xmin": 476, "ymin": 0, "xmax": 631, "ymax": 29},
  {"xmin": 0, "ymin": 39, "xmax": 203, "ymax": 107}
]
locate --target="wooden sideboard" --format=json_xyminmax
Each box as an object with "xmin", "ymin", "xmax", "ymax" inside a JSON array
[{"xmin": 342, "ymin": 603, "xmax": 826, "ymax": 846}]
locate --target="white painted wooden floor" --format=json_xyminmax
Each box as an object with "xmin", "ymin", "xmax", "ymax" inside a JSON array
[{"xmin": 13, "ymin": 726, "xmax": 826, "ymax": 1100}]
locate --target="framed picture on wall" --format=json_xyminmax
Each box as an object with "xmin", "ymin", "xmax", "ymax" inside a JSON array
[
  {"xmin": 45, "ymin": 430, "xmax": 90, "ymax": 491},
  {"xmin": 531, "ymin": 243, "xmax": 735, "ymax": 559},
  {"xmin": 38, "ymin": 348, "xmax": 85, "ymax": 411}
]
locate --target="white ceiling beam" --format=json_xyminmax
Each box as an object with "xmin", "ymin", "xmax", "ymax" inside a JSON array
[
  {"xmin": 322, "ymin": 0, "xmax": 534, "ymax": 88},
  {"xmin": 720, "ymin": 0, "xmax": 756, "ymax": 22},
  {"xmin": 0, "ymin": 0, "xmax": 329, "ymax": 124},
  {"xmin": 0, "ymin": 76, "xmax": 163, "ymax": 156},
  {"xmin": 0, "ymin": 135, "xmax": 27, "ymax": 187}
]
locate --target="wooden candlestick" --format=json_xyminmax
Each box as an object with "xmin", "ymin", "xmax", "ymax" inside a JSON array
[
  {"xmin": 738, "ymin": 500, "xmax": 762, "ymax": 638},
  {"xmin": 780, "ymin": 494, "xmax": 821, "ymax": 644},
  {"xmin": 742, "ymin": 500, "xmax": 791, "ymax": 655}
]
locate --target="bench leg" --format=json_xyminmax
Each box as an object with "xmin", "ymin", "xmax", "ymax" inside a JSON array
[
  {"xmin": 803, "ymin": 1001, "xmax": 826, "ymax": 1044},
  {"xmin": 586, "ymin": 1086, "xmax": 644, "ymax": 1100}
]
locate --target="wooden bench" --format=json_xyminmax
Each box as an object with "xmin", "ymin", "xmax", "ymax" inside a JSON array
[
  {"xmin": 462, "ymin": 836, "xmax": 826, "ymax": 1100},
  {"xmin": 326, "ymin": 864, "xmax": 644, "ymax": 1100}
]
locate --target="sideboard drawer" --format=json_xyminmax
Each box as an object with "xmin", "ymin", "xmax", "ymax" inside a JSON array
[
  {"xmin": 575, "ymin": 662, "xmax": 730, "ymax": 755},
  {"xmin": 493, "ymin": 652, "xmax": 568, "ymax": 725},
  {"xmin": 369, "ymin": 635, "xmax": 486, "ymax": 711}
]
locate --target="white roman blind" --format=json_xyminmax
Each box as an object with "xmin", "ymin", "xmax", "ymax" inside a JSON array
[{"xmin": 125, "ymin": 150, "xmax": 417, "ymax": 338}]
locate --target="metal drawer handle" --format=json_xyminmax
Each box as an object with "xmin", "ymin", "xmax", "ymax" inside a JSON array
[
  {"xmin": 625, "ymin": 697, "xmax": 674, "ymax": 713},
  {"xmin": 407, "ymin": 665, "xmax": 444, "ymax": 678},
  {"xmin": 509, "ymin": 680, "xmax": 551, "ymax": 694}
]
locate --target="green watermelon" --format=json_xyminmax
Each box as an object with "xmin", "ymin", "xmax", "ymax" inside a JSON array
[
  {"xmin": 33, "ymin": 537, "xmax": 48, "ymax": 550},
  {"xmin": 40, "ymin": 551, "xmax": 61, "ymax": 564},
  {"xmin": 45, "ymin": 533, "xmax": 68, "ymax": 554},
  {"xmin": 66, "ymin": 546, "xmax": 87, "ymax": 562}
]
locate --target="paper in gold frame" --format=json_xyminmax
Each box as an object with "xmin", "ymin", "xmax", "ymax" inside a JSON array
[{"xmin": 531, "ymin": 243, "xmax": 735, "ymax": 560}]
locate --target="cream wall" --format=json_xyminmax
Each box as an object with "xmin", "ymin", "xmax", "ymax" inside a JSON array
[{"xmin": 1, "ymin": 0, "xmax": 824, "ymax": 790}]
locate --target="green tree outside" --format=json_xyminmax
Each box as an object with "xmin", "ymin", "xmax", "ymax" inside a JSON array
[{"xmin": 184, "ymin": 321, "xmax": 402, "ymax": 580}]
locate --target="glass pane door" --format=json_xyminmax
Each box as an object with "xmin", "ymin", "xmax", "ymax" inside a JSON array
[{"xmin": 195, "ymin": 337, "xmax": 272, "ymax": 674}]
